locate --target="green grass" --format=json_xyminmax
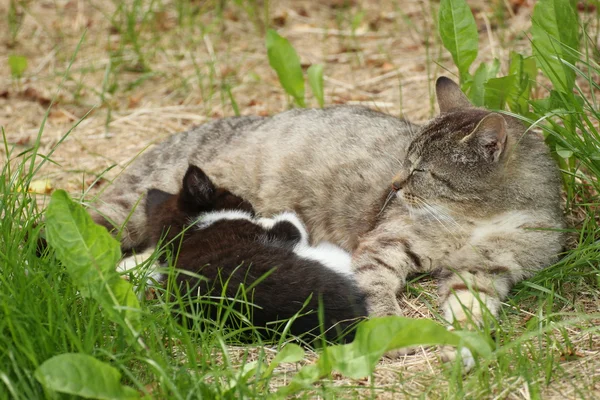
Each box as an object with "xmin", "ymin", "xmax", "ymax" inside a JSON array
[{"xmin": 2, "ymin": 0, "xmax": 600, "ymax": 398}]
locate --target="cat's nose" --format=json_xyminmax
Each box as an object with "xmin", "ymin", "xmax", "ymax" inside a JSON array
[
  {"xmin": 391, "ymin": 180, "xmax": 404, "ymax": 191},
  {"xmin": 391, "ymin": 172, "xmax": 408, "ymax": 191}
]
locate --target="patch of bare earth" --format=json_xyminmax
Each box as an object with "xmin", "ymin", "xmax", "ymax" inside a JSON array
[{"xmin": 1, "ymin": 0, "xmax": 598, "ymax": 397}]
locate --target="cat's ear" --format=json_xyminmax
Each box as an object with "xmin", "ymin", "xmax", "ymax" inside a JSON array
[
  {"xmin": 146, "ymin": 189, "xmax": 174, "ymax": 216},
  {"xmin": 462, "ymin": 113, "xmax": 508, "ymax": 162},
  {"xmin": 181, "ymin": 164, "xmax": 216, "ymax": 207},
  {"xmin": 436, "ymin": 76, "xmax": 472, "ymax": 113}
]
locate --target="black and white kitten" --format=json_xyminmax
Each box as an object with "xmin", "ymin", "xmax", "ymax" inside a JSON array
[{"xmin": 118, "ymin": 165, "xmax": 368, "ymax": 341}]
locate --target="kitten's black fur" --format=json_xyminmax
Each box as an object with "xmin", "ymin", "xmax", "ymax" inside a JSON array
[{"xmin": 146, "ymin": 165, "xmax": 368, "ymax": 342}]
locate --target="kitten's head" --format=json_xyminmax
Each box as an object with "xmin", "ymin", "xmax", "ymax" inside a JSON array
[
  {"xmin": 391, "ymin": 77, "xmax": 516, "ymax": 215},
  {"xmin": 145, "ymin": 165, "xmax": 255, "ymax": 244},
  {"xmin": 145, "ymin": 165, "xmax": 305, "ymax": 249}
]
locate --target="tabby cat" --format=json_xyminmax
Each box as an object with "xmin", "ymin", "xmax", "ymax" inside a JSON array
[
  {"xmin": 94, "ymin": 77, "xmax": 564, "ymax": 359},
  {"xmin": 117, "ymin": 165, "xmax": 367, "ymax": 341}
]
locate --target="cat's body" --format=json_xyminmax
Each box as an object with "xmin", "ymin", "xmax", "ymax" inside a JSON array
[
  {"xmin": 96, "ymin": 78, "xmax": 565, "ymax": 347},
  {"xmin": 95, "ymin": 106, "xmax": 409, "ymax": 252},
  {"xmin": 119, "ymin": 165, "xmax": 368, "ymax": 341}
]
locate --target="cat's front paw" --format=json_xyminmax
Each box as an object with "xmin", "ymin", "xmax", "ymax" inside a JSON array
[
  {"xmin": 366, "ymin": 298, "xmax": 403, "ymax": 318},
  {"xmin": 440, "ymin": 345, "xmax": 475, "ymax": 372}
]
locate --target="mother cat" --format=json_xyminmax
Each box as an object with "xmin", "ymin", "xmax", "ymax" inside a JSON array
[{"xmin": 92, "ymin": 77, "xmax": 564, "ymax": 334}]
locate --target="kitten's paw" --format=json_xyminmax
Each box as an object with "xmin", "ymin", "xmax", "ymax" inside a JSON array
[
  {"xmin": 116, "ymin": 256, "xmax": 139, "ymax": 275},
  {"xmin": 116, "ymin": 249, "xmax": 162, "ymax": 299},
  {"xmin": 440, "ymin": 346, "xmax": 475, "ymax": 372}
]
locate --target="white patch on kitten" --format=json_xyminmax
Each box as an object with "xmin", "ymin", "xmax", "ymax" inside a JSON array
[
  {"xmin": 126, "ymin": 210, "xmax": 355, "ymax": 286},
  {"xmin": 198, "ymin": 210, "xmax": 354, "ymax": 276},
  {"xmin": 293, "ymin": 241, "xmax": 353, "ymax": 276},
  {"xmin": 192, "ymin": 210, "xmax": 254, "ymax": 229},
  {"xmin": 257, "ymin": 212, "xmax": 310, "ymax": 244},
  {"xmin": 260, "ymin": 212, "xmax": 353, "ymax": 276}
]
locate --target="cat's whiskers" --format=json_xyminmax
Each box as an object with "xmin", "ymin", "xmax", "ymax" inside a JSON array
[
  {"xmin": 391, "ymin": 154, "xmax": 407, "ymax": 168},
  {"xmin": 425, "ymin": 203, "xmax": 464, "ymax": 233},
  {"xmin": 423, "ymin": 202, "xmax": 464, "ymax": 231},
  {"xmin": 377, "ymin": 189, "xmax": 396, "ymax": 217},
  {"xmin": 413, "ymin": 198, "xmax": 462, "ymax": 237}
]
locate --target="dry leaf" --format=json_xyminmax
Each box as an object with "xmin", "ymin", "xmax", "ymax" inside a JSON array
[
  {"xmin": 381, "ymin": 62, "xmax": 395, "ymax": 72},
  {"xmin": 21, "ymin": 87, "xmax": 51, "ymax": 107},
  {"xmin": 49, "ymin": 108, "xmax": 76, "ymax": 123},
  {"xmin": 272, "ymin": 11, "xmax": 288, "ymax": 27},
  {"xmin": 127, "ymin": 95, "xmax": 142, "ymax": 109},
  {"xmin": 28, "ymin": 180, "xmax": 53, "ymax": 194}
]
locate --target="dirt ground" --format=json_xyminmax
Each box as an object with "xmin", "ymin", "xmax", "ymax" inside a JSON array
[
  {"xmin": 1, "ymin": 0, "xmax": 598, "ymax": 398},
  {"xmin": 0, "ymin": 0, "xmax": 509, "ymax": 191}
]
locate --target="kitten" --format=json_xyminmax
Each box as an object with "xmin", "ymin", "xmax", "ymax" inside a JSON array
[
  {"xmin": 118, "ymin": 165, "xmax": 368, "ymax": 342},
  {"xmin": 95, "ymin": 77, "xmax": 564, "ymax": 361}
]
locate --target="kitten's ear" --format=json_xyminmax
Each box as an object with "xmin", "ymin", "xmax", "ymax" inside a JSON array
[
  {"xmin": 146, "ymin": 189, "xmax": 174, "ymax": 216},
  {"xmin": 462, "ymin": 113, "xmax": 508, "ymax": 162},
  {"xmin": 266, "ymin": 221, "xmax": 303, "ymax": 245},
  {"xmin": 181, "ymin": 164, "xmax": 216, "ymax": 207},
  {"xmin": 436, "ymin": 76, "xmax": 472, "ymax": 113}
]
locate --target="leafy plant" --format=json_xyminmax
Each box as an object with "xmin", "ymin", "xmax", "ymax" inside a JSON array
[
  {"xmin": 266, "ymin": 29, "xmax": 325, "ymax": 108},
  {"xmin": 34, "ymin": 354, "xmax": 139, "ymax": 399},
  {"xmin": 438, "ymin": 0, "xmax": 581, "ymax": 181},
  {"xmin": 438, "ymin": 0, "xmax": 579, "ymax": 113},
  {"xmin": 438, "ymin": 0, "xmax": 478, "ymax": 83},
  {"xmin": 45, "ymin": 190, "xmax": 143, "ymax": 345},
  {"xmin": 531, "ymin": 0, "xmax": 580, "ymax": 94},
  {"xmin": 8, "ymin": 54, "xmax": 27, "ymax": 78},
  {"xmin": 279, "ymin": 316, "xmax": 492, "ymax": 395}
]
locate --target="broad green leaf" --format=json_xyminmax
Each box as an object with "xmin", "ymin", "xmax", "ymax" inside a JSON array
[
  {"xmin": 531, "ymin": 90, "xmax": 584, "ymax": 114},
  {"xmin": 484, "ymin": 75, "xmax": 517, "ymax": 110},
  {"xmin": 507, "ymin": 53, "xmax": 537, "ymax": 114},
  {"xmin": 470, "ymin": 63, "xmax": 490, "ymax": 106},
  {"xmin": 556, "ymin": 144, "xmax": 573, "ymax": 159},
  {"xmin": 468, "ymin": 58, "xmax": 502, "ymax": 105},
  {"xmin": 438, "ymin": 0, "xmax": 479, "ymax": 82},
  {"xmin": 45, "ymin": 190, "xmax": 141, "ymax": 337},
  {"xmin": 307, "ymin": 64, "xmax": 325, "ymax": 108},
  {"xmin": 531, "ymin": 0, "xmax": 579, "ymax": 93},
  {"xmin": 487, "ymin": 58, "xmax": 501, "ymax": 79},
  {"xmin": 351, "ymin": 11, "xmax": 365, "ymax": 32},
  {"xmin": 8, "ymin": 55, "xmax": 27, "ymax": 78},
  {"xmin": 266, "ymin": 29, "xmax": 305, "ymax": 107},
  {"xmin": 452, "ymin": 330, "xmax": 493, "ymax": 358},
  {"xmin": 279, "ymin": 364, "xmax": 323, "ymax": 395},
  {"xmin": 263, "ymin": 343, "xmax": 305, "ymax": 377},
  {"xmin": 279, "ymin": 316, "xmax": 492, "ymax": 395},
  {"xmin": 224, "ymin": 360, "xmax": 264, "ymax": 394},
  {"xmin": 111, "ymin": 277, "xmax": 142, "ymax": 331},
  {"xmin": 34, "ymin": 354, "xmax": 139, "ymax": 400},
  {"xmin": 45, "ymin": 190, "xmax": 120, "ymax": 297},
  {"xmin": 328, "ymin": 316, "xmax": 477, "ymax": 379}
]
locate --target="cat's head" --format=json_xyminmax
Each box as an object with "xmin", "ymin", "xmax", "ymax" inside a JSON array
[
  {"xmin": 145, "ymin": 165, "xmax": 255, "ymax": 244},
  {"xmin": 391, "ymin": 77, "xmax": 520, "ymax": 216}
]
